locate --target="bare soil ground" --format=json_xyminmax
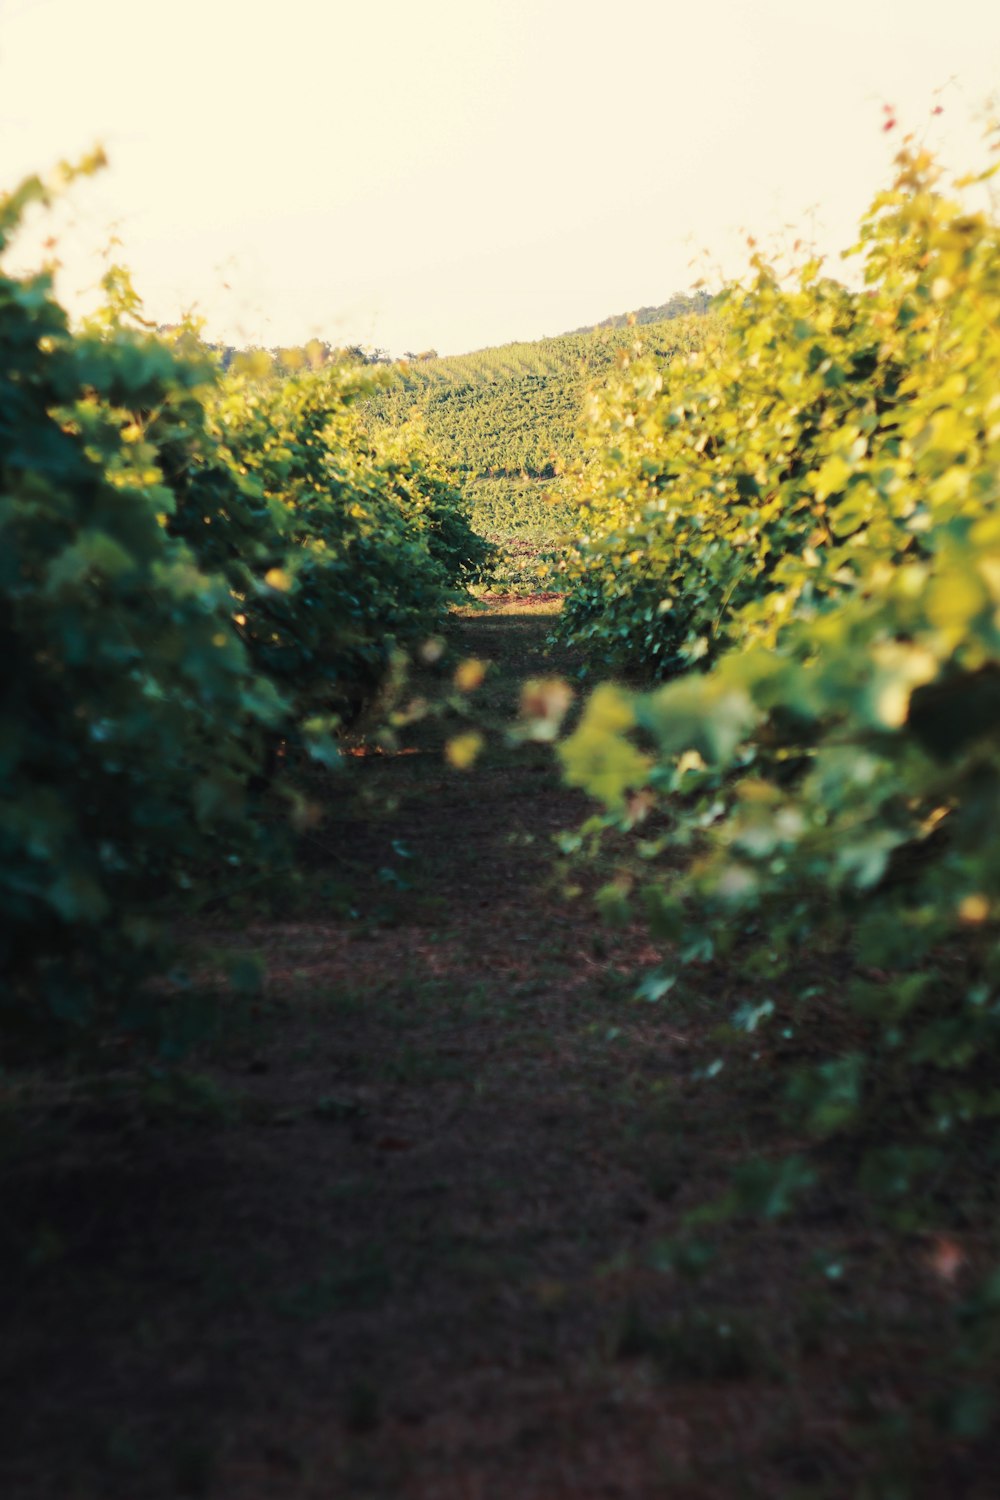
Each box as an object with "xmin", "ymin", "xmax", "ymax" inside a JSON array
[{"xmin": 3, "ymin": 601, "xmax": 999, "ymax": 1499}]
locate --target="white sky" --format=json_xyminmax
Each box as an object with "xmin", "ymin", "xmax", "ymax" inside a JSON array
[{"xmin": 1, "ymin": 0, "xmax": 999, "ymax": 354}]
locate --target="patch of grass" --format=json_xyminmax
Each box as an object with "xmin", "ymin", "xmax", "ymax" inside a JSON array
[
  {"xmin": 344, "ymin": 1378, "xmax": 381, "ymax": 1433},
  {"xmin": 170, "ymin": 1434, "xmax": 218, "ymax": 1498},
  {"xmin": 379, "ymin": 1044, "xmax": 471, "ymax": 1086},
  {"xmin": 276, "ymin": 1249, "xmax": 393, "ymax": 1319},
  {"xmin": 452, "ymin": 595, "xmax": 564, "ymax": 617},
  {"xmin": 609, "ymin": 1300, "xmax": 774, "ymax": 1383}
]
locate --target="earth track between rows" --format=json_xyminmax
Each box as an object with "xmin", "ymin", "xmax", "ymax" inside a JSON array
[{"xmin": 2, "ymin": 601, "xmax": 942, "ymax": 1499}]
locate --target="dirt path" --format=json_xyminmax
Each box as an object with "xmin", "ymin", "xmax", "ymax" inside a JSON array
[{"xmin": 2, "ymin": 602, "xmax": 960, "ymax": 1499}]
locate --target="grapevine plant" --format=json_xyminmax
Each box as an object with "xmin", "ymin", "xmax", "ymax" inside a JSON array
[
  {"xmin": 0, "ymin": 162, "xmax": 483, "ymax": 1050},
  {"xmin": 559, "ymin": 144, "xmax": 1000, "ymax": 1228}
]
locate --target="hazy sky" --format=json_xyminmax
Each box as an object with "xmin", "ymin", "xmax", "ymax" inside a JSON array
[{"xmin": 2, "ymin": 0, "xmax": 999, "ymax": 353}]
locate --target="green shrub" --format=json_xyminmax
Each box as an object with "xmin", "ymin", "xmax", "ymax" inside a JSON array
[
  {"xmin": 184, "ymin": 366, "xmax": 489, "ymax": 734},
  {"xmin": 0, "ymin": 171, "xmax": 280, "ymax": 1043},
  {"xmin": 561, "ymin": 142, "xmax": 1000, "ymax": 1201},
  {"xmin": 556, "ymin": 247, "xmax": 913, "ymax": 675},
  {"xmin": 0, "ymin": 163, "xmax": 486, "ymax": 1048}
]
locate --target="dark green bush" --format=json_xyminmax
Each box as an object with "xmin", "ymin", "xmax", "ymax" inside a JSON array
[{"xmin": 0, "ymin": 164, "xmax": 486, "ymax": 1049}]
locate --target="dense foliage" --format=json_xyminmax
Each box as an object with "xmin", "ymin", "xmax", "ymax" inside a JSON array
[
  {"xmin": 559, "ymin": 145, "xmax": 1000, "ymax": 1239},
  {"xmin": 561, "ymin": 289, "xmax": 711, "ymax": 335},
  {"xmin": 556, "ymin": 266, "xmax": 903, "ymax": 672},
  {"xmin": 0, "ymin": 164, "xmax": 483, "ymax": 1047},
  {"xmin": 180, "ymin": 366, "xmax": 489, "ymax": 735}
]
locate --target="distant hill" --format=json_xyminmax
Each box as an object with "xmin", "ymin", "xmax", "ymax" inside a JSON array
[
  {"xmin": 360, "ymin": 298, "xmax": 715, "ymax": 592},
  {"xmin": 560, "ymin": 290, "xmax": 712, "ymax": 338},
  {"xmin": 364, "ymin": 306, "xmax": 711, "ymax": 483}
]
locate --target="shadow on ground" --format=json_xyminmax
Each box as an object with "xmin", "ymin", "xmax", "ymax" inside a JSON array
[{"xmin": 4, "ymin": 603, "xmax": 984, "ymax": 1500}]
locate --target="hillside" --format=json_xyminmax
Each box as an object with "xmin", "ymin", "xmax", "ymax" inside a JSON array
[
  {"xmin": 561, "ymin": 289, "xmax": 712, "ymax": 335},
  {"xmin": 362, "ymin": 307, "xmax": 712, "ymax": 593},
  {"xmin": 364, "ymin": 310, "xmax": 710, "ymax": 482}
]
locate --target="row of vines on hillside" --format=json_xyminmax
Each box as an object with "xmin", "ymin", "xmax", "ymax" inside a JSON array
[
  {"xmin": 0, "ymin": 162, "xmax": 487, "ymax": 1051},
  {"xmin": 556, "ymin": 143, "xmax": 1000, "ymax": 1279},
  {"xmin": 364, "ymin": 316, "xmax": 711, "ymax": 482}
]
